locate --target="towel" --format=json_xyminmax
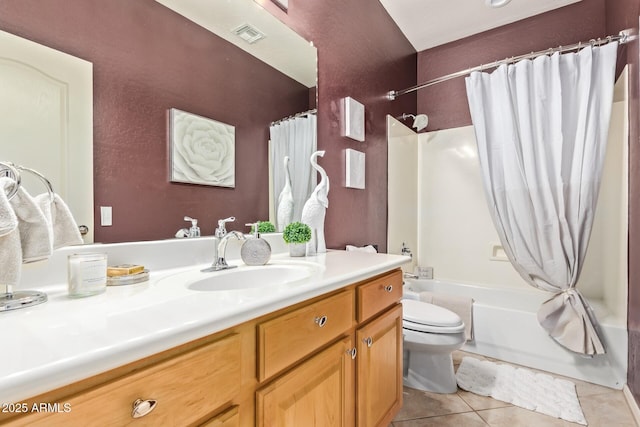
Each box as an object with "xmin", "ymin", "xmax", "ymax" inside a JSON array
[
  {"xmin": 9, "ymin": 185, "xmax": 52, "ymax": 263},
  {"xmin": 35, "ymin": 193, "xmax": 83, "ymax": 249},
  {"xmin": 0, "ymin": 177, "xmax": 21, "ymax": 286},
  {"xmin": 420, "ymin": 291, "xmax": 474, "ymax": 341},
  {"xmin": 346, "ymin": 244, "xmax": 377, "ymax": 253}
]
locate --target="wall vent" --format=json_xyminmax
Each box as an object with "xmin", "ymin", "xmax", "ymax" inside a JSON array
[{"xmin": 231, "ymin": 23, "xmax": 265, "ymax": 44}]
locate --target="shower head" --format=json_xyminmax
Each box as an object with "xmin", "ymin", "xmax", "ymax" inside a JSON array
[{"xmin": 399, "ymin": 113, "xmax": 429, "ymax": 132}]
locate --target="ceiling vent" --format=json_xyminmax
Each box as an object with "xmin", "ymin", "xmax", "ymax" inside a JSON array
[{"xmin": 231, "ymin": 23, "xmax": 265, "ymax": 44}]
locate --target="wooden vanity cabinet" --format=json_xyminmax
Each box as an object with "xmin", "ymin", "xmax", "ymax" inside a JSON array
[
  {"xmin": 255, "ymin": 268, "xmax": 403, "ymax": 427},
  {"xmin": 2, "ymin": 268, "xmax": 402, "ymax": 427}
]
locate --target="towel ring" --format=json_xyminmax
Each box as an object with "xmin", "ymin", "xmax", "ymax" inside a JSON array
[
  {"xmin": 0, "ymin": 161, "xmax": 52, "ymax": 311},
  {"xmin": 13, "ymin": 164, "xmax": 55, "ymax": 202},
  {"xmin": 0, "ymin": 161, "xmax": 21, "ymax": 200}
]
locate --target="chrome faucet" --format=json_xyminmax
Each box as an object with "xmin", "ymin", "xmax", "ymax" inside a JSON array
[
  {"xmin": 175, "ymin": 216, "xmax": 200, "ymax": 238},
  {"xmin": 215, "ymin": 216, "xmax": 236, "ymax": 238},
  {"xmin": 202, "ymin": 230, "xmax": 246, "ymax": 272}
]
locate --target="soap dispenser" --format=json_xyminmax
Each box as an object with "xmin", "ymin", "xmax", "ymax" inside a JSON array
[{"xmin": 241, "ymin": 222, "xmax": 271, "ymax": 266}]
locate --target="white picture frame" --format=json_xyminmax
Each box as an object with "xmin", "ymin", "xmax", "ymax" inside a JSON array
[
  {"xmin": 345, "ymin": 148, "xmax": 365, "ymax": 189},
  {"xmin": 341, "ymin": 96, "xmax": 365, "ymax": 142},
  {"xmin": 169, "ymin": 108, "xmax": 235, "ymax": 188}
]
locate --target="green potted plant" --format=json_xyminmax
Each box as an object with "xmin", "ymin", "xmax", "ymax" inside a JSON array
[
  {"xmin": 251, "ymin": 221, "xmax": 276, "ymax": 234},
  {"xmin": 283, "ymin": 222, "xmax": 311, "ymax": 257}
]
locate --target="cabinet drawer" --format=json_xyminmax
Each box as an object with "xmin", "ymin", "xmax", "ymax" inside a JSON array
[
  {"xmin": 357, "ymin": 269, "xmax": 402, "ymax": 322},
  {"xmin": 20, "ymin": 333, "xmax": 241, "ymax": 426},
  {"xmin": 258, "ymin": 290, "xmax": 354, "ymax": 381}
]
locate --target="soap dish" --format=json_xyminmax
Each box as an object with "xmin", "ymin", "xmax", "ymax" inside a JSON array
[{"xmin": 107, "ymin": 270, "xmax": 150, "ymax": 286}]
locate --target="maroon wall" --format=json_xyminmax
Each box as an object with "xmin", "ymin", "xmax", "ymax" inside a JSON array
[
  {"xmin": 416, "ymin": 0, "xmax": 606, "ymax": 131},
  {"xmin": 0, "ymin": 0, "xmax": 310, "ymax": 242},
  {"xmin": 416, "ymin": 0, "xmax": 640, "ymax": 404},
  {"xmin": 261, "ymin": 0, "xmax": 417, "ymax": 252}
]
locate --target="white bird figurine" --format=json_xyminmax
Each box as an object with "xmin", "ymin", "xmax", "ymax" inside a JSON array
[
  {"xmin": 277, "ymin": 156, "xmax": 294, "ymax": 232},
  {"xmin": 301, "ymin": 150, "xmax": 329, "ymax": 255}
]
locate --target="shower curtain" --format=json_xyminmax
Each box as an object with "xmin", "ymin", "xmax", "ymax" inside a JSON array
[
  {"xmin": 269, "ymin": 114, "xmax": 317, "ymax": 228},
  {"xmin": 465, "ymin": 42, "xmax": 618, "ymax": 355}
]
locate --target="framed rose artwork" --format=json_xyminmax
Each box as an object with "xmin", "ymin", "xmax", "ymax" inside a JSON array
[{"xmin": 169, "ymin": 108, "xmax": 235, "ymax": 188}]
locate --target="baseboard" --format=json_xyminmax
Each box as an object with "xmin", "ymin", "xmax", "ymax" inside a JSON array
[{"xmin": 623, "ymin": 385, "xmax": 640, "ymax": 426}]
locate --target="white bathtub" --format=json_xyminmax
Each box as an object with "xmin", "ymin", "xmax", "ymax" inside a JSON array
[{"xmin": 404, "ymin": 278, "xmax": 628, "ymax": 389}]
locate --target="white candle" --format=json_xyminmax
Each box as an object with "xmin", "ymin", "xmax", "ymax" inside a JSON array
[{"xmin": 67, "ymin": 253, "xmax": 107, "ymax": 298}]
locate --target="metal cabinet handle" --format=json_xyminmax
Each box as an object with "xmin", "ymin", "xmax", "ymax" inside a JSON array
[
  {"xmin": 363, "ymin": 337, "xmax": 373, "ymax": 347},
  {"xmin": 314, "ymin": 315, "xmax": 328, "ymax": 327},
  {"xmin": 131, "ymin": 398, "xmax": 157, "ymax": 418},
  {"xmin": 384, "ymin": 285, "xmax": 393, "ymax": 293},
  {"xmin": 346, "ymin": 347, "xmax": 357, "ymax": 359}
]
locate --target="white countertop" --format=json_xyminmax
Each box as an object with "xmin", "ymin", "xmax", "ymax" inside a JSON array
[{"xmin": 0, "ymin": 239, "xmax": 408, "ymax": 404}]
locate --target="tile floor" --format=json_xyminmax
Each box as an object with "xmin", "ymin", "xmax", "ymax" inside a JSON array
[{"xmin": 391, "ymin": 351, "xmax": 638, "ymax": 427}]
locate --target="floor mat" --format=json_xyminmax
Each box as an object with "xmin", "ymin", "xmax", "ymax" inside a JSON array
[{"xmin": 455, "ymin": 356, "xmax": 587, "ymax": 425}]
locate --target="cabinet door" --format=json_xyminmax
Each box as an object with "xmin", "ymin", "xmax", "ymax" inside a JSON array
[
  {"xmin": 256, "ymin": 336, "xmax": 355, "ymax": 427},
  {"xmin": 201, "ymin": 405, "xmax": 239, "ymax": 427},
  {"xmin": 356, "ymin": 304, "xmax": 403, "ymax": 427}
]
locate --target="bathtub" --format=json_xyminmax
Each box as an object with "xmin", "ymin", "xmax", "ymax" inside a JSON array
[{"xmin": 404, "ymin": 278, "xmax": 628, "ymax": 389}]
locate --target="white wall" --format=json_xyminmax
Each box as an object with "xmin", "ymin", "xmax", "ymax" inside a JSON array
[
  {"xmin": 581, "ymin": 94, "xmax": 628, "ymax": 323},
  {"xmin": 417, "ymin": 126, "xmax": 526, "ymax": 288},
  {"xmin": 387, "ymin": 115, "xmax": 418, "ymax": 272}
]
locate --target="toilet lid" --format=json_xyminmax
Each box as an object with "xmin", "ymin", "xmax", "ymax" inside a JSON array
[{"xmin": 402, "ymin": 299, "xmax": 463, "ymax": 328}]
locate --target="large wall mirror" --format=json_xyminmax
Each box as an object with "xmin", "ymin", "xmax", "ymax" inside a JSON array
[
  {"xmin": 0, "ymin": 0, "xmax": 317, "ymax": 243},
  {"xmin": 157, "ymin": 0, "xmax": 318, "ymax": 233},
  {"xmin": 0, "ymin": 0, "xmax": 317, "ymax": 244}
]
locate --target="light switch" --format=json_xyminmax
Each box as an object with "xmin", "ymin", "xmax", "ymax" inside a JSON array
[{"xmin": 100, "ymin": 206, "xmax": 112, "ymax": 227}]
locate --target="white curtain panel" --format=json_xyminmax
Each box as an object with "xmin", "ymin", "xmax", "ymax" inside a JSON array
[
  {"xmin": 465, "ymin": 42, "xmax": 618, "ymax": 355},
  {"xmin": 269, "ymin": 114, "xmax": 317, "ymax": 229}
]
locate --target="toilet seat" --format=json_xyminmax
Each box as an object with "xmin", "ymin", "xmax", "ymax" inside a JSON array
[{"xmin": 402, "ymin": 299, "xmax": 465, "ymax": 334}]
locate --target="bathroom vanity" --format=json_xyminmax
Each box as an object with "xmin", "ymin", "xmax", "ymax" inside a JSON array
[{"xmin": 0, "ymin": 237, "xmax": 407, "ymax": 426}]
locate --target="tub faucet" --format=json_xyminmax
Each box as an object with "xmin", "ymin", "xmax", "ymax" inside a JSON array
[
  {"xmin": 401, "ymin": 242, "xmax": 412, "ymax": 258},
  {"xmin": 202, "ymin": 230, "xmax": 246, "ymax": 272}
]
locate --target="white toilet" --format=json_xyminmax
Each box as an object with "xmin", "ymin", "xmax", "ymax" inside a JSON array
[{"xmin": 402, "ymin": 298, "xmax": 466, "ymax": 393}]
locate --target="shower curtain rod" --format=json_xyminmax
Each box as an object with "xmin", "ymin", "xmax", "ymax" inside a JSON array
[
  {"xmin": 270, "ymin": 108, "xmax": 317, "ymax": 126},
  {"xmin": 387, "ymin": 30, "xmax": 634, "ymax": 100}
]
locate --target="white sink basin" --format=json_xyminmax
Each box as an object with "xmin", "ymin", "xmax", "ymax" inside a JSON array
[{"xmin": 155, "ymin": 261, "xmax": 324, "ymax": 292}]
